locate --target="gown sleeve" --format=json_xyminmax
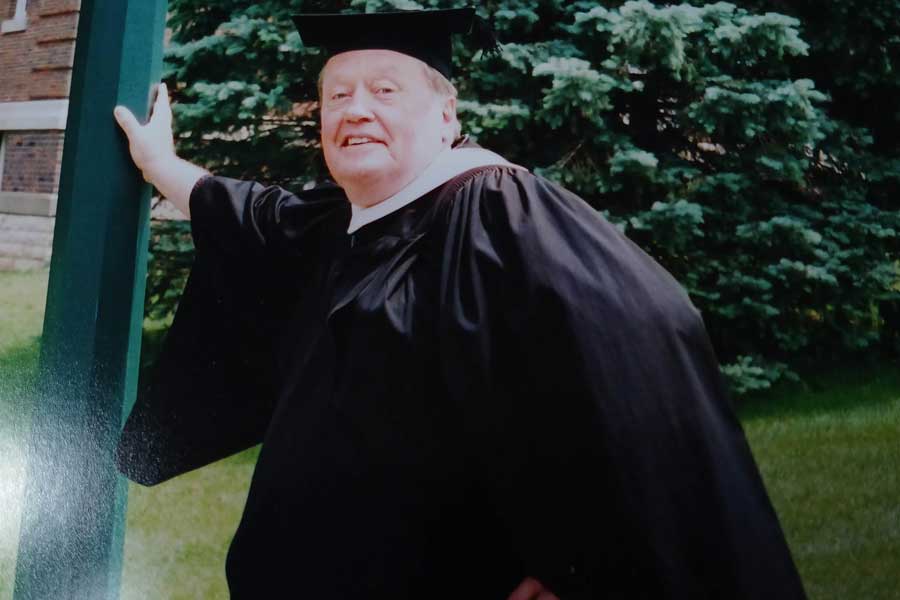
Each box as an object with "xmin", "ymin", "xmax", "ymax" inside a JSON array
[
  {"xmin": 116, "ymin": 176, "xmax": 344, "ymax": 486},
  {"xmin": 438, "ymin": 167, "xmax": 807, "ymax": 599}
]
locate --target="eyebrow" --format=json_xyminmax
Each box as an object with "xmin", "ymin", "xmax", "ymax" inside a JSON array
[{"xmin": 326, "ymin": 65, "xmax": 404, "ymax": 86}]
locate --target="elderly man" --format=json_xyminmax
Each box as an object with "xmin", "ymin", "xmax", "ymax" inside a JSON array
[{"xmin": 114, "ymin": 7, "xmax": 806, "ymax": 600}]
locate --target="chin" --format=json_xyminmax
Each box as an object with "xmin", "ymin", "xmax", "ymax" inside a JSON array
[
  {"xmin": 327, "ymin": 149, "xmax": 387, "ymax": 178},
  {"xmin": 333, "ymin": 161, "xmax": 393, "ymax": 184}
]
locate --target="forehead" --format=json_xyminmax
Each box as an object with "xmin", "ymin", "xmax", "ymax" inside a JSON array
[{"xmin": 321, "ymin": 49, "xmax": 428, "ymax": 86}]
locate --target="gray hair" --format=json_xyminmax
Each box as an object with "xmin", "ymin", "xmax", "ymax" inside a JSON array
[{"xmin": 422, "ymin": 65, "xmax": 461, "ymax": 141}]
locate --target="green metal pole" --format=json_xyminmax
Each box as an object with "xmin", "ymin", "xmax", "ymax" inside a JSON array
[{"xmin": 13, "ymin": 0, "xmax": 168, "ymax": 598}]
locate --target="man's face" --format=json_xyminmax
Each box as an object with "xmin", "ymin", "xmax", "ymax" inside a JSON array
[{"xmin": 320, "ymin": 50, "xmax": 452, "ymax": 203}]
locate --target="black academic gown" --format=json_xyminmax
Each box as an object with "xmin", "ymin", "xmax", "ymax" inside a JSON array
[{"xmin": 117, "ymin": 160, "xmax": 807, "ymax": 599}]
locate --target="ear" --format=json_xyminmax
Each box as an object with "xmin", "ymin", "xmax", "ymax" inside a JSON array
[
  {"xmin": 441, "ymin": 95, "xmax": 457, "ymax": 124},
  {"xmin": 440, "ymin": 96, "xmax": 458, "ymax": 143}
]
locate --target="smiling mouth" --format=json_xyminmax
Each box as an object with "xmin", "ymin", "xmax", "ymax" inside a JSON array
[{"xmin": 342, "ymin": 136, "xmax": 384, "ymax": 147}]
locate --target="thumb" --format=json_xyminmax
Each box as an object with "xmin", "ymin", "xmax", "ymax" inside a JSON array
[{"xmin": 113, "ymin": 105, "xmax": 141, "ymax": 138}]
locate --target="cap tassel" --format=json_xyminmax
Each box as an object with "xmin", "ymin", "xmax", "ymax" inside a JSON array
[{"xmin": 472, "ymin": 15, "xmax": 501, "ymax": 58}]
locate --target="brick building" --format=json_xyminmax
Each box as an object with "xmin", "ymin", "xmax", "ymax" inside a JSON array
[{"xmin": 0, "ymin": 0, "xmax": 79, "ymax": 270}]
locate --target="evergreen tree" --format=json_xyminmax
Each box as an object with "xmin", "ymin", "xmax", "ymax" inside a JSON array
[{"xmin": 154, "ymin": 0, "xmax": 900, "ymax": 394}]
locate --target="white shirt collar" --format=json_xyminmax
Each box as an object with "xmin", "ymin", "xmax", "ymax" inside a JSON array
[{"xmin": 347, "ymin": 147, "xmax": 525, "ymax": 234}]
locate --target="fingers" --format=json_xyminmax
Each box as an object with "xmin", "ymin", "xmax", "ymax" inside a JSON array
[
  {"xmin": 507, "ymin": 577, "xmax": 553, "ymax": 600},
  {"xmin": 114, "ymin": 81, "xmax": 172, "ymax": 137},
  {"xmin": 113, "ymin": 105, "xmax": 140, "ymax": 138},
  {"xmin": 152, "ymin": 82, "xmax": 172, "ymax": 125},
  {"xmin": 506, "ymin": 577, "xmax": 560, "ymax": 600}
]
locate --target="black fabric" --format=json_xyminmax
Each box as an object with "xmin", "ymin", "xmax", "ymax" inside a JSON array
[
  {"xmin": 292, "ymin": 8, "xmax": 475, "ymax": 79},
  {"xmin": 117, "ymin": 162, "xmax": 807, "ymax": 598},
  {"xmin": 115, "ymin": 177, "xmax": 345, "ymax": 484}
]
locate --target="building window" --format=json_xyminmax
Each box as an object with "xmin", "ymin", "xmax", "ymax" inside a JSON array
[{"xmin": 1, "ymin": 0, "xmax": 27, "ymax": 34}]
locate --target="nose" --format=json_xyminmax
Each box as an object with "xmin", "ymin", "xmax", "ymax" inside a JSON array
[{"xmin": 343, "ymin": 91, "xmax": 374, "ymax": 122}]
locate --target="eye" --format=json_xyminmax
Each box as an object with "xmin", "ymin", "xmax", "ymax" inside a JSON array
[
  {"xmin": 375, "ymin": 86, "xmax": 396, "ymax": 95},
  {"xmin": 330, "ymin": 92, "xmax": 350, "ymax": 101}
]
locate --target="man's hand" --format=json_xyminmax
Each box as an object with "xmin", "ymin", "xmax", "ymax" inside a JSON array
[
  {"xmin": 507, "ymin": 577, "xmax": 560, "ymax": 600},
  {"xmin": 113, "ymin": 82, "xmax": 207, "ymax": 218},
  {"xmin": 114, "ymin": 82, "xmax": 177, "ymax": 181}
]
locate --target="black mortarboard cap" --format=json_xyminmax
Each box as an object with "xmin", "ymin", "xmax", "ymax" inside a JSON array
[{"xmin": 292, "ymin": 7, "xmax": 485, "ymax": 79}]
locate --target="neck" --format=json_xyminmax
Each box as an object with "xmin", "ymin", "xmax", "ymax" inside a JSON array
[{"xmin": 343, "ymin": 175, "xmax": 412, "ymax": 208}]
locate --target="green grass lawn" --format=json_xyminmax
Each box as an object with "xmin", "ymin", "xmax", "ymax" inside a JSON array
[
  {"xmin": 0, "ymin": 269, "xmax": 47, "ymax": 600},
  {"xmin": 0, "ymin": 269, "xmax": 254, "ymax": 600},
  {"xmin": 1, "ymin": 267, "xmax": 898, "ymax": 599},
  {"xmin": 738, "ymin": 365, "xmax": 900, "ymax": 600}
]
